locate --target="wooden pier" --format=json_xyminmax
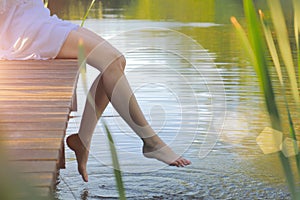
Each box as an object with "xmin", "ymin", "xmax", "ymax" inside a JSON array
[{"xmin": 0, "ymin": 59, "xmax": 78, "ymax": 197}]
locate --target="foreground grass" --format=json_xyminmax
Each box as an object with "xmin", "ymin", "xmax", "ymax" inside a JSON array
[{"xmin": 232, "ymin": 0, "xmax": 300, "ymax": 198}]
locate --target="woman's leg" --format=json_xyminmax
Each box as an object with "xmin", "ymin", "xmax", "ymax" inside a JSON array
[
  {"xmin": 57, "ymin": 27, "xmax": 191, "ymax": 181},
  {"xmin": 66, "ymin": 75, "xmax": 109, "ymax": 182}
]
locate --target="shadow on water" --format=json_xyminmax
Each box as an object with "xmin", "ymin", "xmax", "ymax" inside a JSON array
[{"xmin": 52, "ymin": 0, "xmax": 294, "ymax": 199}]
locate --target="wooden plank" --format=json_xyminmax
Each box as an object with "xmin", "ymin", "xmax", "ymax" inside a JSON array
[
  {"xmin": 6, "ymin": 172, "xmax": 54, "ymax": 197},
  {"xmin": 0, "ymin": 107, "xmax": 70, "ymax": 113},
  {"xmin": 0, "ymin": 91, "xmax": 73, "ymax": 97},
  {"xmin": 0, "ymin": 69, "xmax": 77, "ymax": 74},
  {"xmin": 0, "ymin": 59, "xmax": 79, "ymax": 196},
  {"xmin": 0, "ymin": 59, "xmax": 78, "ymax": 67},
  {"xmin": 1, "ymin": 130, "xmax": 65, "ymax": 139},
  {"xmin": 0, "ymin": 96, "xmax": 73, "ymax": 100},
  {"xmin": 0, "ymin": 114, "xmax": 68, "ymax": 123},
  {"xmin": 6, "ymin": 149, "xmax": 60, "ymax": 161},
  {"xmin": 11, "ymin": 161, "xmax": 57, "ymax": 173},
  {"xmin": 21, "ymin": 172, "xmax": 55, "ymax": 188},
  {"xmin": 0, "ymin": 109, "xmax": 69, "ymax": 114},
  {"xmin": 0, "ymin": 79, "xmax": 77, "ymax": 85},
  {"xmin": 1, "ymin": 122, "xmax": 68, "ymax": 132},
  {"xmin": 0, "ymin": 101, "xmax": 72, "ymax": 108},
  {"xmin": 35, "ymin": 187, "xmax": 52, "ymax": 197},
  {"xmin": 0, "ymin": 72, "xmax": 76, "ymax": 77},
  {"xmin": 2, "ymin": 138, "xmax": 63, "ymax": 149},
  {"xmin": 0, "ymin": 86, "xmax": 74, "ymax": 90}
]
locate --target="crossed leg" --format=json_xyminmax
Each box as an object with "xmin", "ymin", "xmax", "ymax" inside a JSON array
[{"xmin": 57, "ymin": 27, "xmax": 191, "ymax": 182}]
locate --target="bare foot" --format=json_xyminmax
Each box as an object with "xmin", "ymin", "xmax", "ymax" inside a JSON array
[
  {"xmin": 142, "ymin": 136, "xmax": 191, "ymax": 167},
  {"xmin": 66, "ymin": 134, "xmax": 89, "ymax": 182}
]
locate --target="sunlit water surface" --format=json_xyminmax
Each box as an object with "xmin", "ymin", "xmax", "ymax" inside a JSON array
[{"xmin": 54, "ymin": 2, "xmax": 292, "ymax": 199}]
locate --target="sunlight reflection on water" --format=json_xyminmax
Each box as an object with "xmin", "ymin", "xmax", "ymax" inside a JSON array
[{"xmin": 55, "ymin": 18, "xmax": 290, "ymax": 200}]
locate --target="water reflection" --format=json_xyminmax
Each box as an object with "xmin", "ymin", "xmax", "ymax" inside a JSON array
[
  {"xmin": 53, "ymin": 0, "xmax": 293, "ymax": 199},
  {"xmin": 48, "ymin": 0, "xmax": 104, "ymax": 19},
  {"xmin": 49, "ymin": 0, "xmax": 244, "ymax": 23}
]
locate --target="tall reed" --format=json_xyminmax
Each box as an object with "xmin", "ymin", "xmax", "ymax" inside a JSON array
[
  {"xmin": 81, "ymin": 0, "xmax": 96, "ymax": 27},
  {"xmin": 44, "ymin": 0, "xmax": 48, "ymax": 8},
  {"xmin": 103, "ymin": 122, "xmax": 126, "ymax": 200},
  {"xmin": 232, "ymin": 0, "xmax": 300, "ymax": 198}
]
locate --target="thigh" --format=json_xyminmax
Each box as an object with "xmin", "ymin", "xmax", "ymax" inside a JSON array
[
  {"xmin": 56, "ymin": 27, "xmax": 123, "ymax": 72},
  {"xmin": 56, "ymin": 27, "xmax": 105, "ymax": 59},
  {"xmin": 78, "ymin": 27, "xmax": 104, "ymax": 43}
]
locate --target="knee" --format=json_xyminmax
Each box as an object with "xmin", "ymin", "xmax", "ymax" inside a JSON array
[
  {"xmin": 107, "ymin": 54, "xmax": 126, "ymax": 73},
  {"xmin": 116, "ymin": 54, "xmax": 126, "ymax": 71},
  {"xmin": 120, "ymin": 55, "xmax": 126, "ymax": 71}
]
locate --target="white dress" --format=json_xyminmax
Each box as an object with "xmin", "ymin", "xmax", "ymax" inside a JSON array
[{"xmin": 0, "ymin": 0, "xmax": 79, "ymax": 60}]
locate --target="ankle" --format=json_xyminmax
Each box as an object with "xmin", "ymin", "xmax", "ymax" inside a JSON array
[
  {"xmin": 67, "ymin": 134, "xmax": 90, "ymax": 151},
  {"xmin": 142, "ymin": 135, "xmax": 165, "ymax": 148}
]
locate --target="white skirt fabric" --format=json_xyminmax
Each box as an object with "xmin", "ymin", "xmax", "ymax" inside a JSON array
[{"xmin": 0, "ymin": 0, "xmax": 79, "ymax": 60}]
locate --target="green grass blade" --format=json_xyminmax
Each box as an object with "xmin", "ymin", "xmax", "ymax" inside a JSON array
[
  {"xmin": 231, "ymin": 17, "xmax": 257, "ymax": 69},
  {"xmin": 78, "ymin": 40, "xmax": 98, "ymax": 117},
  {"xmin": 81, "ymin": 0, "xmax": 96, "ymax": 27},
  {"xmin": 295, "ymin": 11, "xmax": 299, "ymax": 51},
  {"xmin": 279, "ymin": 151, "xmax": 297, "ymax": 198},
  {"xmin": 78, "ymin": 40, "xmax": 86, "ymax": 73},
  {"xmin": 262, "ymin": 1, "xmax": 300, "ymax": 174},
  {"xmin": 298, "ymin": 48, "xmax": 300, "ymax": 87},
  {"xmin": 259, "ymin": 10, "xmax": 283, "ymax": 85},
  {"xmin": 293, "ymin": 0, "xmax": 300, "ymax": 86},
  {"xmin": 260, "ymin": 9, "xmax": 299, "ymax": 154},
  {"xmin": 238, "ymin": 0, "xmax": 297, "ymax": 197},
  {"xmin": 231, "ymin": 16, "xmax": 271, "ymax": 101},
  {"xmin": 103, "ymin": 122, "xmax": 126, "ymax": 200},
  {"xmin": 282, "ymin": 93, "xmax": 300, "ymax": 173},
  {"xmin": 243, "ymin": 0, "xmax": 281, "ymax": 131},
  {"xmin": 267, "ymin": 0, "xmax": 300, "ymax": 106},
  {"xmin": 293, "ymin": 0, "xmax": 300, "ymax": 49},
  {"xmin": 78, "ymin": 39, "xmax": 88, "ymax": 94}
]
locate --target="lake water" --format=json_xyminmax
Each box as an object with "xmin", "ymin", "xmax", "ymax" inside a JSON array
[{"xmin": 53, "ymin": 1, "xmax": 292, "ymax": 199}]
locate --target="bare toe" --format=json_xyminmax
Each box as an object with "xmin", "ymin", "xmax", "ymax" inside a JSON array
[
  {"xmin": 79, "ymin": 167, "xmax": 89, "ymax": 182},
  {"xmin": 143, "ymin": 144, "xmax": 191, "ymax": 167},
  {"xmin": 170, "ymin": 157, "xmax": 191, "ymax": 167}
]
